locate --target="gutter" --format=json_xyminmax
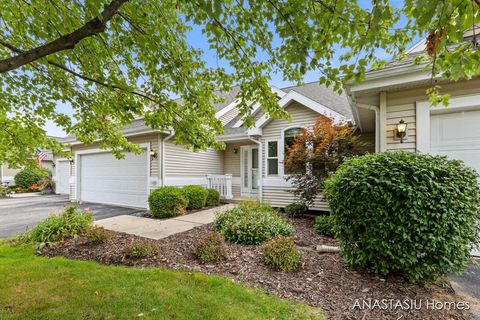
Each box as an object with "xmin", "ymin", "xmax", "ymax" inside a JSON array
[
  {"xmin": 356, "ymin": 103, "xmax": 380, "ymax": 153},
  {"xmin": 248, "ymin": 136, "xmax": 263, "ymax": 202},
  {"xmin": 161, "ymin": 130, "xmax": 175, "ymax": 187}
]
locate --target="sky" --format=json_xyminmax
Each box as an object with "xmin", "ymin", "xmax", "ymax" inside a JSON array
[{"xmin": 45, "ymin": 0, "xmax": 416, "ymax": 137}]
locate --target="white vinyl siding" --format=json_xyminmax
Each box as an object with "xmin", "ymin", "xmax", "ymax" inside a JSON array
[
  {"xmin": 164, "ymin": 140, "xmax": 223, "ymax": 176},
  {"xmin": 260, "ymin": 102, "xmax": 327, "ymax": 210}
]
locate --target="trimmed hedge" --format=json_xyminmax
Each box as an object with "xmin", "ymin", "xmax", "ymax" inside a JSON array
[
  {"xmin": 149, "ymin": 186, "xmax": 188, "ymax": 218},
  {"xmin": 206, "ymin": 188, "xmax": 220, "ymax": 206},
  {"xmin": 214, "ymin": 202, "xmax": 293, "ymax": 245},
  {"xmin": 14, "ymin": 167, "xmax": 51, "ymax": 188},
  {"xmin": 325, "ymin": 151, "xmax": 480, "ymax": 283},
  {"xmin": 182, "ymin": 185, "xmax": 208, "ymax": 209}
]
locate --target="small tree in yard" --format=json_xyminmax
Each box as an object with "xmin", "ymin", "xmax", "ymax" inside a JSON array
[{"xmin": 284, "ymin": 116, "xmax": 365, "ymax": 206}]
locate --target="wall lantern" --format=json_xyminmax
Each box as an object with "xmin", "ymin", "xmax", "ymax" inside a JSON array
[
  {"xmin": 150, "ymin": 151, "xmax": 158, "ymax": 159},
  {"xmin": 69, "ymin": 158, "xmax": 74, "ymax": 165},
  {"xmin": 233, "ymin": 147, "xmax": 239, "ymax": 154},
  {"xmin": 395, "ymin": 120, "xmax": 408, "ymax": 143}
]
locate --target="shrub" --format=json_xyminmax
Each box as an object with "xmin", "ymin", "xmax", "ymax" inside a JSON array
[
  {"xmin": 195, "ymin": 231, "xmax": 227, "ymax": 263},
  {"xmin": 285, "ymin": 203, "xmax": 307, "ymax": 217},
  {"xmin": 205, "ymin": 188, "xmax": 220, "ymax": 206},
  {"xmin": 214, "ymin": 201, "xmax": 293, "ymax": 245},
  {"xmin": 14, "ymin": 167, "xmax": 50, "ymax": 188},
  {"xmin": 314, "ymin": 215, "xmax": 334, "ymax": 237},
  {"xmin": 261, "ymin": 236, "xmax": 302, "ymax": 272},
  {"xmin": 325, "ymin": 151, "xmax": 480, "ymax": 283},
  {"xmin": 40, "ymin": 176, "xmax": 56, "ymax": 193},
  {"xmin": 0, "ymin": 186, "xmax": 11, "ymax": 197},
  {"xmin": 83, "ymin": 227, "xmax": 111, "ymax": 245},
  {"xmin": 125, "ymin": 240, "xmax": 158, "ymax": 259},
  {"xmin": 148, "ymin": 186, "xmax": 188, "ymax": 218},
  {"xmin": 181, "ymin": 185, "xmax": 208, "ymax": 209},
  {"xmin": 29, "ymin": 205, "xmax": 93, "ymax": 245}
]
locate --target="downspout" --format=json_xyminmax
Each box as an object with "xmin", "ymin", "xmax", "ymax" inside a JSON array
[
  {"xmin": 248, "ymin": 136, "xmax": 263, "ymax": 202},
  {"xmin": 161, "ymin": 130, "xmax": 174, "ymax": 187},
  {"xmin": 356, "ymin": 103, "xmax": 380, "ymax": 153}
]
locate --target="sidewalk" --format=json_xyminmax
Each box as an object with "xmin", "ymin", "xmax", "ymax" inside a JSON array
[{"xmin": 95, "ymin": 204, "xmax": 235, "ymax": 240}]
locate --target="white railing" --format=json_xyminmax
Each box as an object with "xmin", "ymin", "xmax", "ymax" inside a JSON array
[{"xmin": 206, "ymin": 174, "xmax": 233, "ymax": 199}]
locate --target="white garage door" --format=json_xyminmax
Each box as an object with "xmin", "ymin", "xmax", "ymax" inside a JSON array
[
  {"xmin": 431, "ymin": 109, "xmax": 480, "ymax": 256},
  {"xmin": 79, "ymin": 150, "xmax": 148, "ymax": 208},
  {"xmin": 56, "ymin": 161, "xmax": 71, "ymax": 195}
]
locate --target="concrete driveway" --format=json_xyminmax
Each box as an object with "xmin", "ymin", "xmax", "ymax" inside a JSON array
[{"xmin": 0, "ymin": 194, "xmax": 146, "ymax": 238}]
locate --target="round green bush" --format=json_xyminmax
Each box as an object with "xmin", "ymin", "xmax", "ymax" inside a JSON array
[
  {"xmin": 285, "ymin": 203, "xmax": 307, "ymax": 217},
  {"xmin": 325, "ymin": 151, "xmax": 480, "ymax": 283},
  {"xmin": 148, "ymin": 186, "xmax": 188, "ymax": 218},
  {"xmin": 206, "ymin": 188, "xmax": 220, "ymax": 206},
  {"xmin": 214, "ymin": 202, "xmax": 293, "ymax": 244},
  {"xmin": 14, "ymin": 167, "xmax": 51, "ymax": 188},
  {"xmin": 261, "ymin": 236, "xmax": 302, "ymax": 272},
  {"xmin": 195, "ymin": 231, "xmax": 227, "ymax": 263},
  {"xmin": 314, "ymin": 215, "xmax": 334, "ymax": 237},
  {"xmin": 181, "ymin": 185, "xmax": 208, "ymax": 209}
]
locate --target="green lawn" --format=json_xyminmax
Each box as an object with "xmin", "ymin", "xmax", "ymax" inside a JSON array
[{"xmin": 0, "ymin": 244, "xmax": 322, "ymax": 320}]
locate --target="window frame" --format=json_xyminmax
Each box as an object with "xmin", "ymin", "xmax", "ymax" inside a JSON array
[
  {"xmin": 280, "ymin": 125, "xmax": 307, "ymax": 176},
  {"xmin": 266, "ymin": 139, "xmax": 279, "ymax": 176}
]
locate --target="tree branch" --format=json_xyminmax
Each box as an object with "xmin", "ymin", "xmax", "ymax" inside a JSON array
[{"xmin": 0, "ymin": 0, "xmax": 128, "ymax": 73}]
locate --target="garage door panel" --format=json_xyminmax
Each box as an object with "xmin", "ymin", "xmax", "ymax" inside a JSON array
[
  {"xmin": 80, "ymin": 150, "xmax": 148, "ymax": 208},
  {"xmin": 430, "ymin": 110, "xmax": 480, "ymax": 256}
]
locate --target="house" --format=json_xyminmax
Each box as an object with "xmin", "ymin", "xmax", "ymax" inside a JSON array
[
  {"xmin": 1, "ymin": 152, "xmax": 55, "ymax": 186},
  {"xmin": 57, "ymin": 82, "xmax": 373, "ymax": 210},
  {"xmin": 346, "ymin": 35, "xmax": 480, "ymax": 178}
]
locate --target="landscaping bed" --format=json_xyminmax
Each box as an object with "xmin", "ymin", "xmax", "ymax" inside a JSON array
[{"xmin": 40, "ymin": 216, "xmax": 470, "ymax": 320}]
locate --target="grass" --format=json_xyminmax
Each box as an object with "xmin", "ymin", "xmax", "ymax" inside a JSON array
[{"xmin": 0, "ymin": 243, "xmax": 323, "ymax": 320}]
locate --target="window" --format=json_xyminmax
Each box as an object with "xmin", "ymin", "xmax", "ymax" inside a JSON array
[
  {"xmin": 284, "ymin": 127, "xmax": 303, "ymax": 174},
  {"xmin": 267, "ymin": 140, "xmax": 278, "ymax": 175}
]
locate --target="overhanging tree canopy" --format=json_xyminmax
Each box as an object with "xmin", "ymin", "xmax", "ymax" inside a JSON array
[{"xmin": 1, "ymin": 0, "xmax": 479, "ymax": 166}]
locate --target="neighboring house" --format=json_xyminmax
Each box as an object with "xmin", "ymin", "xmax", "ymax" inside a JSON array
[
  {"xmin": 1, "ymin": 151, "xmax": 55, "ymax": 186},
  {"xmin": 57, "ymin": 82, "xmax": 373, "ymax": 210}
]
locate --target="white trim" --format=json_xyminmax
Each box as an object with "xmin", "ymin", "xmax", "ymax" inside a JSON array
[
  {"xmin": 215, "ymin": 99, "xmax": 239, "ymax": 118},
  {"xmin": 265, "ymin": 139, "xmax": 279, "ymax": 176},
  {"xmin": 416, "ymin": 93, "xmax": 480, "ymax": 153},
  {"xmin": 54, "ymin": 158, "xmax": 70, "ymax": 195},
  {"xmin": 349, "ymin": 63, "xmax": 433, "ymax": 93},
  {"xmin": 240, "ymin": 145, "xmax": 259, "ymax": 197},
  {"xmin": 379, "ymin": 92, "xmax": 388, "ymax": 152},
  {"xmin": 75, "ymin": 143, "xmax": 150, "ymax": 208},
  {"xmin": 249, "ymin": 90, "xmax": 346, "ymax": 134},
  {"xmin": 232, "ymin": 87, "xmax": 287, "ymax": 128},
  {"xmin": 405, "ymin": 38, "xmax": 427, "ymax": 54},
  {"xmin": 161, "ymin": 131, "xmax": 174, "ymax": 186},
  {"xmin": 0, "ymin": 176, "xmax": 14, "ymax": 182}
]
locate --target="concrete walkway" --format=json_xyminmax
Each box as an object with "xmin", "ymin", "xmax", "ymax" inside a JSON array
[{"xmin": 95, "ymin": 204, "xmax": 235, "ymax": 240}]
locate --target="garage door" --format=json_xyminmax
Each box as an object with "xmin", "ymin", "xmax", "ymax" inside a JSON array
[
  {"xmin": 79, "ymin": 150, "xmax": 148, "ymax": 208},
  {"xmin": 431, "ymin": 109, "xmax": 480, "ymax": 256},
  {"xmin": 56, "ymin": 161, "xmax": 70, "ymax": 195}
]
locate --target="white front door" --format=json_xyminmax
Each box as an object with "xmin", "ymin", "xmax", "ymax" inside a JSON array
[
  {"xmin": 55, "ymin": 160, "xmax": 71, "ymax": 195},
  {"xmin": 78, "ymin": 150, "xmax": 149, "ymax": 208},
  {"xmin": 430, "ymin": 109, "xmax": 480, "ymax": 256},
  {"xmin": 240, "ymin": 146, "xmax": 259, "ymax": 196}
]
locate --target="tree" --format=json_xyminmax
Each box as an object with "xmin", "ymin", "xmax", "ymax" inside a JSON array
[
  {"xmin": 284, "ymin": 116, "xmax": 365, "ymax": 206},
  {"xmin": 1, "ymin": 0, "xmax": 479, "ymax": 166}
]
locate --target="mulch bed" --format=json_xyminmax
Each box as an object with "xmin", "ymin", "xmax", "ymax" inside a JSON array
[{"xmin": 40, "ymin": 216, "xmax": 472, "ymax": 320}]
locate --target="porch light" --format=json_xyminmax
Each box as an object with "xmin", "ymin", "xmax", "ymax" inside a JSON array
[
  {"xmin": 69, "ymin": 158, "xmax": 74, "ymax": 165},
  {"xmin": 233, "ymin": 147, "xmax": 238, "ymax": 154},
  {"xmin": 150, "ymin": 151, "xmax": 158, "ymax": 159},
  {"xmin": 395, "ymin": 120, "xmax": 407, "ymax": 143}
]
